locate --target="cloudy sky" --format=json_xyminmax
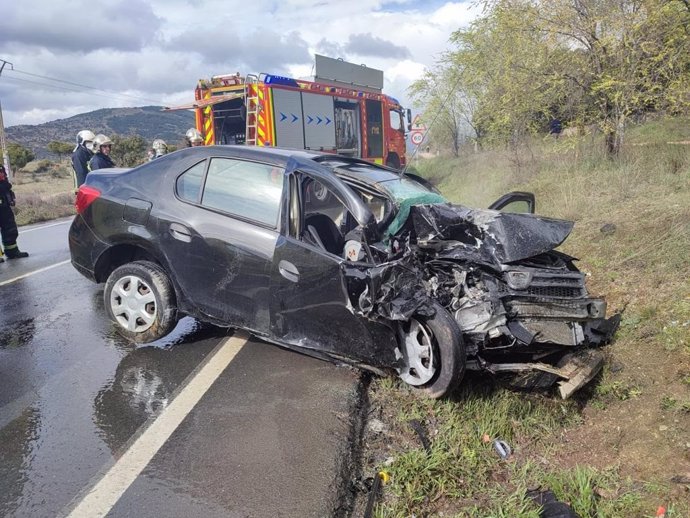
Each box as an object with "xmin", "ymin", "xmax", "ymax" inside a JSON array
[{"xmin": 0, "ymin": 0, "xmax": 480, "ymax": 128}]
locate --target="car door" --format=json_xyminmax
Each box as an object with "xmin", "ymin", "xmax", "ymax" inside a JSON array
[
  {"xmin": 268, "ymin": 168, "xmax": 397, "ymax": 368},
  {"xmin": 158, "ymin": 157, "xmax": 285, "ymax": 333},
  {"xmin": 488, "ymin": 191, "xmax": 536, "ymax": 213}
]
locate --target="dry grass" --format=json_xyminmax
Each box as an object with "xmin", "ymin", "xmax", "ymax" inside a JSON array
[{"xmin": 11, "ymin": 161, "xmax": 76, "ymax": 226}]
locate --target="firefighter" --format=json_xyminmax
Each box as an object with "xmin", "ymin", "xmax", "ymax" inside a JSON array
[
  {"xmin": 71, "ymin": 130, "xmax": 95, "ymax": 189},
  {"xmin": 152, "ymin": 139, "xmax": 168, "ymax": 159},
  {"xmin": 0, "ymin": 165, "xmax": 29, "ymax": 259},
  {"xmin": 185, "ymin": 128, "xmax": 203, "ymax": 147},
  {"xmin": 89, "ymin": 134, "xmax": 116, "ymax": 171}
]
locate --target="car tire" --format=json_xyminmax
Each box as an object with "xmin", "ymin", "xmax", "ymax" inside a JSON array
[
  {"xmin": 104, "ymin": 261, "xmax": 178, "ymax": 343},
  {"xmin": 396, "ymin": 303, "xmax": 466, "ymax": 398}
]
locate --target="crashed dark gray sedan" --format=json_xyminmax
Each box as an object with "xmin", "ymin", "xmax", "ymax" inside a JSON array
[{"xmin": 69, "ymin": 146, "xmax": 619, "ymax": 398}]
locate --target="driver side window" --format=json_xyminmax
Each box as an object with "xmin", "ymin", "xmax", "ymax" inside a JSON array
[{"xmin": 297, "ymin": 178, "xmax": 352, "ymax": 256}]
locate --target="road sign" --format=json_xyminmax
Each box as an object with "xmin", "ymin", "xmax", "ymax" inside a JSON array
[
  {"xmin": 410, "ymin": 131, "xmax": 424, "ymax": 145},
  {"xmin": 411, "ymin": 114, "xmax": 427, "ymax": 132}
]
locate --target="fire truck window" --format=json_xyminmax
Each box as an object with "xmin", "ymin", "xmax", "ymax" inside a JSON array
[
  {"xmin": 176, "ymin": 160, "xmax": 207, "ymax": 203},
  {"xmin": 365, "ymin": 100, "xmax": 383, "ymax": 158},
  {"xmin": 201, "ymin": 158, "xmax": 284, "ymax": 227},
  {"xmin": 389, "ymin": 109, "xmax": 404, "ymax": 132}
]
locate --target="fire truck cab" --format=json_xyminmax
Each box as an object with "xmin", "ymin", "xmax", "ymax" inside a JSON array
[{"xmin": 181, "ymin": 57, "xmax": 410, "ymax": 169}]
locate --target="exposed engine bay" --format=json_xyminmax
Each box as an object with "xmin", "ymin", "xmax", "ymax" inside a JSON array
[{"xmin": 343, "ymin": 202, "xmax": 620, "ymax": 398}]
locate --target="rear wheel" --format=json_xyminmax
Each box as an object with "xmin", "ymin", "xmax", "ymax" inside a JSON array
[
  {"xmin": 104, "ymin": 261, "xmax": 178, "ymax": 343},
  {"xmin": 395, "ymin": 303, "xmax": 465, "ymax": 398}
]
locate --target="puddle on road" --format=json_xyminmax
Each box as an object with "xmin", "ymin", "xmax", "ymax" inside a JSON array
[
  {"xmin": 0, "ymin": 319, "xmax": 36, "ymax": 350},
  {"xmin": 94, "ymin": 317, "xmax": 228, "ymax": 453}
]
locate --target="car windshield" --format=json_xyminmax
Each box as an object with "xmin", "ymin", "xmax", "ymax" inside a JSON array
[
  {"xmin": 377, "ymin": 177, "xmax": 448, "ymax": 241},
  {"xmin": 379, "ymin": 177, "xmax": 447, "ymax": 203}
]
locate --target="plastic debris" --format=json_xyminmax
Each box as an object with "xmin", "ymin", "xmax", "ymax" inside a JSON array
[
  {"xmin": 527, "ymin": 488, "xmax": 580, "ymax": 518},
  {"xmin": 408, "ymin": 419, "xmax": 432, "ymax": 453},
  {"xmin": 363, "ymin": 471, "xmax": 390, "ymax": 518},
  {"xmin": 492, "ymin": 439, "xmax": 512, "ymax": 459}
]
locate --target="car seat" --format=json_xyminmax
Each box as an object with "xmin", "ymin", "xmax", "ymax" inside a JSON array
[{"xmin": 304, "ymin": 213, "xmax": 343, "ymax": 255}]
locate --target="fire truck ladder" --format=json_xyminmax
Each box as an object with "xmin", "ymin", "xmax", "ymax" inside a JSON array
[{"xmin": 245, "ymin": 74, "xmax": 260, "ymax": 146}]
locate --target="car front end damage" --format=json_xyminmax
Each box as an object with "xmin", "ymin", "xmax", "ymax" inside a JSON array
[{"xmin": 344, "ymin": 202, "xmax": 620, "ymax": 398}]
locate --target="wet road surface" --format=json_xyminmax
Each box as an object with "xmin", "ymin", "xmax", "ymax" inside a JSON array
[{"xmin": 0, "ymin": 218, "xmax": 361, "ymax": 517}]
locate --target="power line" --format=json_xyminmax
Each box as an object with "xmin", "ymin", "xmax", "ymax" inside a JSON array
[
  {"xmin": 3, "ymin": 75, "xmax": 159, "ymax": 105},
  {"xmin": 6, "ymin": 68, "xmax": 163, "ymax": 105}
]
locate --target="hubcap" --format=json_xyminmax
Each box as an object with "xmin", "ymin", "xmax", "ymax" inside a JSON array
[
  {"xmin": 110, "ymin": 275, "xmax": 157, "ymax": 333},
  {"xmin": 395, "ymin": 319, "xmax": 436, "ymax": 386}
]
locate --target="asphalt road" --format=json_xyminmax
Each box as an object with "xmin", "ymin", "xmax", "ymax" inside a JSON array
[{"xmin": 0, "ymin": 217, "xmax": 362, "ymax": 518}]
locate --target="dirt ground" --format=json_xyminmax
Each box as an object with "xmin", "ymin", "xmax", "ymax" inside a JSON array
[{"xmin": 550, "ymin": 337, "xmax": 690, "ymax": 495}]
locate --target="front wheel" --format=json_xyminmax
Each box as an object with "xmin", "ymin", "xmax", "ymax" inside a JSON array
[
  {"xmin": 104, "ymin": 261, "xmax": 179, "ymax": 343},
  {"xmin": 395, "ymin": 304, "xmax": 465, "ymax": 398}
]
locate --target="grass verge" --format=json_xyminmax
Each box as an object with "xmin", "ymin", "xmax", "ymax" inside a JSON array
[
  {"xmin": 11, "ymin": 162, "xmax": 76, "ymax": 226},
  {"xmin": 359, "ymin": 117, "xmax": 690, "ymax": 517}
]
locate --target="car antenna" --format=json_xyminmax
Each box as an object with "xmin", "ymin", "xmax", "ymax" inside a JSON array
[{"xmin": 400, "ymin": 72, "xmax": 463, "ymax": 177}]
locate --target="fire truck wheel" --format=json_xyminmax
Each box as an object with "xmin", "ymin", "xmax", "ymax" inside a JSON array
[{"xmin": 104, "ymin": 261, "xmax": 179, "ymax": 343}]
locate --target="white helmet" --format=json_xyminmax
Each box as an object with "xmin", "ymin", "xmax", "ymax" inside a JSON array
[
  {"xmin": 76, "ymin": 130, "xmax": 96, "ymax": 151},
  {"xmin": 93, "ymin": 134, "xmax": 113, "ymax": 151},
  {"xmin": 185, "ymin": 128, "xmax": 203, "ymax": 144},
  {"xmin": 152, "ymin": 139, "xmax": 168, "ymax": 155}
]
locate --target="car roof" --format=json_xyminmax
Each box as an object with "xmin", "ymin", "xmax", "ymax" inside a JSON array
[
  {"xmin": 170, "ymin": 144, "xmax": 324, "ymax": 165},
  {"xmin": 146, "ymin": 145, "xmax": 404, "ymax": 191}
]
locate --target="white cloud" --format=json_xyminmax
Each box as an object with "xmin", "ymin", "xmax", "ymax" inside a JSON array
[{"xmin": 0, "ymin": 0, "xmax": 480, "ymax": 127}]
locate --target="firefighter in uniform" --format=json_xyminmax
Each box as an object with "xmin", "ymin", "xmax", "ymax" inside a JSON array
[
  {"xmin": 185, "ymin": 128, "xmax": 203, "ymax": 147},
  {"xmin": 89, "ymin": 134, "xmax": 116, "ymax": 171},
  {"xmin": 0, "ymin": 165, "xmax": 29, "ymax": 260},
  {"xmin": 71, "ymin": 130, "xmax": 95, "ymax": 189}
]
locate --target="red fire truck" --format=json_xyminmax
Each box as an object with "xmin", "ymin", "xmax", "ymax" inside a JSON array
[{"xmin": 171, "ymin": 61, "xmax": 411, "ymax": 169}]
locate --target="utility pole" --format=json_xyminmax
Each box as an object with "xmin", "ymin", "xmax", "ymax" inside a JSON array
[{"xmin": 0, "ymin": 59, "xmax": 13, "ymax": 180}]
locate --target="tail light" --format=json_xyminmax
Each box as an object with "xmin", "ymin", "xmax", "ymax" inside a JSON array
[{"xmin": 75, "ymin": 185, "xmax": 101, "ymax": 214}]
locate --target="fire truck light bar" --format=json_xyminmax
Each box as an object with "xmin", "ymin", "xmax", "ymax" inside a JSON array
[{"xmin": 263, "ymin": 74, "xmax": 300, "ymax": 87}]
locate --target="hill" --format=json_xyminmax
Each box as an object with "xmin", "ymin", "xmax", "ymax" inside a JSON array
[{"xmin": 6, "ymin": 106, "xmax": 195, "ymax": 159}]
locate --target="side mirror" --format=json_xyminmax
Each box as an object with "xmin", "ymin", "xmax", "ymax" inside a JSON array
[{"xmin": 406, "ymin": 108, "xmax": 412, "ymax": 124}]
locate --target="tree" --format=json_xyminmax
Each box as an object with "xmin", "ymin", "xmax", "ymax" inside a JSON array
[
  {"xmin": 47, "ymin": 141, "xmax": 74, "ymax": 161},
  {"xmin": 409, "ymin": 65, "xmax": 482, "ymax": 157},
  {"xmin": 7, "ymin": 142, "xmax": 35, "ymax": 170},
  {"xmin": 443, "ymin": 0, "xmax": 690, "ymax": 154},
  {"xmin": 109, "ymin": 135, "xmax": 148, "ymax": 167}
]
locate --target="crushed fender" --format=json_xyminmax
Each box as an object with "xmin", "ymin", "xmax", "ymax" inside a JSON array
[{"xmin": 343, "ymin": 202, "xmax": 620, "ymax": 398}]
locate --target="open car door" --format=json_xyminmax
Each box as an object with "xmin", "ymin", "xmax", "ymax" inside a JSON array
[{"xmin": 488, "ymin": 191, "xmax": 536, "ymax": 213}]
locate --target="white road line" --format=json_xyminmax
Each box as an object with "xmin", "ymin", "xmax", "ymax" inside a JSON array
[
  {"xmin": 65, "ymin": 332, "xmax": 249, "ymax": 518},
  {"xmin": 0, "ymin": 259, "xmax": 71, "ymax": 287},
  {"xmin": 20, "ymin": 219, "xmax": 72, "ymax": 233}
]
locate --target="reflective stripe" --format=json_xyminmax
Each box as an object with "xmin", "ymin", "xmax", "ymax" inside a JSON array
[
  {"xmin": 256, "ymin": 86, "xmax": 267, "ymax": 146},
  {"xmin": 203, "ymin": 90, "xmax": 214, "ymax": 145}
]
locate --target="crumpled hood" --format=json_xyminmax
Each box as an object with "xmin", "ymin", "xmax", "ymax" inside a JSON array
[{"xmin": 408, "ymin": 204, "xmax": 574, "ymax": 264}]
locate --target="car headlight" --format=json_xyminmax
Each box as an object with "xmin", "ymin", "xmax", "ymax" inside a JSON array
[{"xmin": 506, "ymin": 271, "xmax": 533, "ymax": 290}]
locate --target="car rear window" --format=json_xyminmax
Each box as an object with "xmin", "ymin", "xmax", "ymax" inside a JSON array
[
  {"xmin": 202, "ymin": 158, "xmax": 284, "ymax": 227},
  {"xmin": 176, "ymin": 160, "xmax": 206, "ymax": 203}
]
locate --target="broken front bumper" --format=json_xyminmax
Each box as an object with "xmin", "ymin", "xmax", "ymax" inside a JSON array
[{"xmin": 467, "ymin": 348, "xmax": 607, "ymax": 399}]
